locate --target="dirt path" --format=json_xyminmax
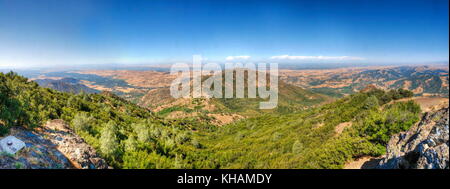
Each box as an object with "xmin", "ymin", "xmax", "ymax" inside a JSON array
[
  {"xmin": 344, "ymin": 156, "xmax": 384, "ymax": 169},
  {"xmin": 386, "ymin": 97, "xmax": 449, "ymax": 112},
  {"xmin": 334, "ymin": 122, "xmax": 352, "ymax": 136}
]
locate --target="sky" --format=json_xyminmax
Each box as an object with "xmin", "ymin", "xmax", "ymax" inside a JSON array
[{"xmin": 0, "ymin": 0, "xmax": 448, "ymax": 68}]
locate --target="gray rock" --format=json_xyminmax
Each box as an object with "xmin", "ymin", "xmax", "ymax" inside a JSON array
[
  {"xmin": 42, "ymin": 119, "xmax": 110, "ymax": 169},
  {"xmin": 0, "ymin": 127, "xmax": 74, "ymax": 169},
  {"xmin": 0, "ymin": 120, "xmax": 110, "ymax": 169},
  {"xmin": 378, "ymin": 107, "xmax": 449, "ymax": 169}
]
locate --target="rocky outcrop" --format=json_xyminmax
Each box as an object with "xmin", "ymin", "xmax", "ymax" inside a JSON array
[
  {"xmin": 0, "ymin": 127, "xmax": 74, "ymax": 169},
  {"xmin": 378, "ymin": 107, "xmax": 449, "ymax": 169},
  {"xmin": 0, "ymin": 120, "xmax": 110, "ymax": 169},
  {"xmin": 42, "ymin": 119, "xmax": 110, "ymax": 169}
]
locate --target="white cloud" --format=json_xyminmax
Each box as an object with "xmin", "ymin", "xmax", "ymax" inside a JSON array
[
  {"xmin": 270, "ymin": 55, "xmax": 365, "ymax": 61},
  {"xmin": 225, "ymin": 55, "xmax": 251, "ymax": 61}
]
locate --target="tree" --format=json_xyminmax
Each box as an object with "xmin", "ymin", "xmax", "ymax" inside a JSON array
[
  {"xmin": 124, "ymin": 136, "xmax": 139, "ymax": 152},
  {"xmin": 132, "ymin": 123, "xmax": 151, "ymax": 143},
  {"xmin": 175, "ymin": 132, "xmax": 191, "ymax": 144},
  {"xmin": 100, "ymin": 121, "xmax": 119, "ymax": 159},
  {"xmin": 71, "ymin": 112, "xmax": 93, "ymax": 132},
  {"xmin": 191, "ymin": 139, "xmax": 202, "ymax": 149},
  {"xmin": 292, "ymin": 140, "xmax": 303, "ymax": 153},
  {"xmin": 398, "ymin": 88, "xmax": 414, "ymax": 98},
  {"xmin": 0, "ymin": 76, "xmax": 14, "ymax": 135},
  {"xmin": 363, "ymin": 96, "xmax": 379, "ymax": 110}
]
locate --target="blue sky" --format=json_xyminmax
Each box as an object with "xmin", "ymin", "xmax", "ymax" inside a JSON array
[{"xmin": 0, "ymin": 0, "xmax": 448, "ymax": 68}]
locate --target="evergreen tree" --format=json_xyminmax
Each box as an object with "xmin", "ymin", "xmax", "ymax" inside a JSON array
[
  {"xmin": 363, "ymin": 95, "xmax": 380, "ymax": 110},
  {"xmin": 132, "ymin": 123, "xmax": 151, "ymax": 143},
  {"xmin": 100, "ymin": 121, "xmax": 119, "ymax": 159},
  {"xmin": 71, "ymin": 112, "xmax": 93, "ymax": 132},
  {"xmin": 124, "ymin": 136, "xmax": 139, "ymax": 152},
  {"xmin": 292, "ymin": 140, "xmax": 303, "ymax": 154}
]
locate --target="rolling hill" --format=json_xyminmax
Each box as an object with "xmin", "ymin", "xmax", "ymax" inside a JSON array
[
  {"xmin": 33, "ymin": 78, "xmax": 100, "ymax": 94},
  {"xmin": 136, "ymin": 70, "xmax": 331, "ymax": 126},
  {"xmin": 139, "ymin": 79, "xmax": 330, "ymax": 116},
  {"xmin": 280, "ymin": 66, "xmax": 449, "ymax": 98}
]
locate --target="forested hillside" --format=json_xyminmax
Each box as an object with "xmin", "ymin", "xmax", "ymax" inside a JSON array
[
  {"xmin": 139, "ymin": 71, "xmax": 331, "ymax": 118},
  {"xmin": 0, "ymin": 72, "xmax": 202, "ymax": 168},
  {"xmin": 1, "ymin": 72, "xmax": 421, "ymax": 169},
  {"xmin": 187, "ymin": 88, "xmax": 419, "ymax": 168}
]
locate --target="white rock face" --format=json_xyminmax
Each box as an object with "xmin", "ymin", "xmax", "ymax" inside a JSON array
[
  {"xmin": 378, "ymin": 107, "xmax": 449, "ymax": 169},
  {"xmin": 0, "ymin": 136, "xmax": 26, "ymax": 155}
]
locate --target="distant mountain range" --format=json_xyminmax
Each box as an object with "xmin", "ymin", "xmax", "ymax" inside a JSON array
[
  {"xmin": 280, "ymin": 66, "xmax": 449, "ymax": 98},
  {"xmin": 33, "ymin": 78, "xmax": 99, "ymax": 94}
]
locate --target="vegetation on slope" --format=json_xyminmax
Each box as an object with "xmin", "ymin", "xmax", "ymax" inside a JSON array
[
  {"xmin": 140, "ymin": 71, "xmax": 330, "ymax": 118},
  {"xmin": 215, "ymin": 80, "xmax": 330, "ymax": 116},
  {"xmin": 0, "ymin": 72, "xmax": 200, "ymax": 168},
  {"xmin": 185, "ymin": 88, "xmax": 419, "ymax": 169},
  {"xmin": 1, "ymin": 72, "xmax": 419, "ymax": 169}
]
